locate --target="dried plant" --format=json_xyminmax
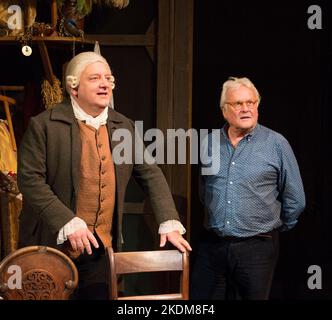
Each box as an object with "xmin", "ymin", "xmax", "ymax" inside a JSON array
[{"xmin": 57, "ymin": 0, "xmax": 129, "ymax": 18}]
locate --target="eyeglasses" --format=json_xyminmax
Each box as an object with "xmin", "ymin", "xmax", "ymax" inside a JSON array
[{"xmin": 224, "ymin": 100, "xmax": 258, "ymax": 111}]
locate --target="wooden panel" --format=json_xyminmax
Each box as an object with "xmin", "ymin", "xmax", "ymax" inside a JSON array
[
  {"xmin": 157, "ymin": 0, "xmax": 175, "ymax": 184},
  {"xmin": 85, "ymin": 34, "xmax": 155, "ymax": 46},
  {"xmin": 172, "ymin": 0, "xmax": 193, "ymax": 240},
  {"xmin": 114, "ymin": 250, "xmax": 183, "ymax": 274},
  {"xmin": 156, "ymin": 0, "xmax": 193, "ymax": 239}
]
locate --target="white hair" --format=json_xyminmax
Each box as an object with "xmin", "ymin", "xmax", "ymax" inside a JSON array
[
  {"xmin": 220, "ymin": 77, "xmax": 261, "ymax": 109},
  {"xmin": 65, "ymin": 51, "xmax": 111, "ymax": 94}
]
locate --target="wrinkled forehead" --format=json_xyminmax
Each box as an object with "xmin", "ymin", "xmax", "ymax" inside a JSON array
[{"xmin": 226, "ymin": 85, "xmax": 257, "ymax": 100}]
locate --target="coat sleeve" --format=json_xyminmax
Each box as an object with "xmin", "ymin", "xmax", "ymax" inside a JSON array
[{"xmin": 17, "ymin": 117, "xmax": 75, "ymax": 235}]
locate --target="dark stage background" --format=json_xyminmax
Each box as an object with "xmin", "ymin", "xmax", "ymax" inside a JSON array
[{"xmin": 191, "ymin": 0, "xmax": 332, "ymax": 299}]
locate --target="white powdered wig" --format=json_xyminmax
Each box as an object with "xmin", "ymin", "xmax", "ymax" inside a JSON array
[{"xmin": 65, "ymin": 51, "xmax": 114, "ymax": 94}]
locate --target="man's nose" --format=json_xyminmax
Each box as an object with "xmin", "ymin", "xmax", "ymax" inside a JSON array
[
  {"xmin": 99, "ymin": 77, "xmax": 110, "ymax": 88},
  {"xmin": 241, "ymin": 103, "xmax": 250, "ymax": 111}
]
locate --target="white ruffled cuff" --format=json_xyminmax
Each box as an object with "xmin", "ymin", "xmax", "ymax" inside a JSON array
[
  {"xmin": 158, "ymin": 219, "xmax": 186, "ymax": 235},
  {"xmin": 57, "ymin": 217, "xmax": 87, "ymax": 245}
]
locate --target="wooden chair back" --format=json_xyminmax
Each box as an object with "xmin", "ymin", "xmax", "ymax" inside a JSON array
[{"xmin": 107, "ymin": 248, "xmax": 189, "ymax": 300}]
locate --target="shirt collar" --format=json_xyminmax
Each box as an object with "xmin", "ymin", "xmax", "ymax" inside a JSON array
[
  {"xmin": 70, "ymin": 96, "xmax": 108, "ymax": 130},
  {"xmin": 221, "ymin": 123, "xmax": 260, "ymax": 141}
]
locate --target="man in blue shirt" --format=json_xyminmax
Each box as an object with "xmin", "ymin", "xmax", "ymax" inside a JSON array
[{"xmin": 191, "ymin": 77, "xmax": 305, "ymax": 300}]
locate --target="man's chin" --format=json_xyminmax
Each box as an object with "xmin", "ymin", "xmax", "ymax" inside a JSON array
[
  {"xmin": 97, "ymin": 103, "xmax": 109, "ymax": 109},
  {"xmin": 237, "ymin": 124, "xmax": 255, "ymax": 132},
  {"xmin": 95, "ymin": 97, "xmax": 110, "ymax": 107},
  {"xmin": 239, "ymin": 120, "xmax": 256, "ymax": 128}
]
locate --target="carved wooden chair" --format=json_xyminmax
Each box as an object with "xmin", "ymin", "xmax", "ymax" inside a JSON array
[
  {"xmin": 0, "ymin": 246, "xmax": 78, "ymax": 300},
  {"xmin": 107, "ymin": 247, "xmax": 189, "ymax": 300}
]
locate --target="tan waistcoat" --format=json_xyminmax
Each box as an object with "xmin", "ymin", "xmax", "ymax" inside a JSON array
[{"xmin": 76, "ymin": 121, "xmax": 116, "ymax": 248}]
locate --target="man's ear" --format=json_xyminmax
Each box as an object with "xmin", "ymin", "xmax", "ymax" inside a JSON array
[
  {"xmin": 70, "ymin": 87, "xmax": 78, "ymax": 97},
  {"xmin": 221, "ymin": 107, "xmax": 226, "ymax": 119}
]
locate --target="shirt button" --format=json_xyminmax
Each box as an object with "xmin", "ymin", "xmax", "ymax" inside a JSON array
[
  {"xmin": 229, "ymin": 181, "xmax": 233, "ymax": 185},
  {"xmin": 226, "ymin": 221, "xmax": 230, "ymax": 225},
  {"xmin": 227, "ymin": 201, "xmax": 231, "ymax": 204},
  {"xmin": 231, "ymin": 162, "xmax": 235, "ymax": 165}
]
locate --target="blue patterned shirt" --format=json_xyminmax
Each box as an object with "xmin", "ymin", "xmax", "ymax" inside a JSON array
[{"xmin": 200, "ymin": 124, "xmax": 306, "ymax": 237}]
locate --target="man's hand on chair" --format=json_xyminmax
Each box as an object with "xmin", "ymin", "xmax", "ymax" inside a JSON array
[
  {"xmin": 68, "ymin": 228, "xmax": 99, "ymax": 255},
  {"xmin": 160, "ymin": 231, "xmax": 192, "ymax": 253}
]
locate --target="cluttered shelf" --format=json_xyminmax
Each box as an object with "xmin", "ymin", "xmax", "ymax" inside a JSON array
[
  {"xmin": 0, "ymin": 35, "xmax": 92, "ymax": 44},
  {"xmin": 0, "ymin": 34, "xmax": 154, "ymax": 46}
]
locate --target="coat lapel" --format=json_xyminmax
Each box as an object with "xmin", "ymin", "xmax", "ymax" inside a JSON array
[
  {"xmin": 107, "ymin": 108, "xmax": 125, "ymax": 152},
  {"xmin": 107, "ymin": 109, "xmax": 125, "ymax": 214},
  {"xmin": 50, "ymin": 100, "xmax": 82, "ymax": 198},
  {"xmin": 71, "ymin": 122, "xmax": 81, "ymax": 197}
]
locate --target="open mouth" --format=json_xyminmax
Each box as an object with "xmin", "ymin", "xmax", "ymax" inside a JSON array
[
  {"xmin": 97, "ymin": 92, "xmax": 108, "ymax": 97},
  {"xmin": 240, "ymin": 116, "xmax": 251, "ymax": 120}
]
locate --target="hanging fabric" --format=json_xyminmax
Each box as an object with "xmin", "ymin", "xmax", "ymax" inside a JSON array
[{"xmin": 0, "ymin": 120, "xmax": 17, "ymax": 173}]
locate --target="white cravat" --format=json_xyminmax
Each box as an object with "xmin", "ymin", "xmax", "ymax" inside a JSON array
[{"xmin": 70, "ymin": 96, "xmax": 108, "ymax": 130}]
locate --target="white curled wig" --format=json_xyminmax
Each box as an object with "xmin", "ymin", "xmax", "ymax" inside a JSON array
[{"xmin": 65, "ymin": 51, "xmax": 115, "ymax": 94}]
